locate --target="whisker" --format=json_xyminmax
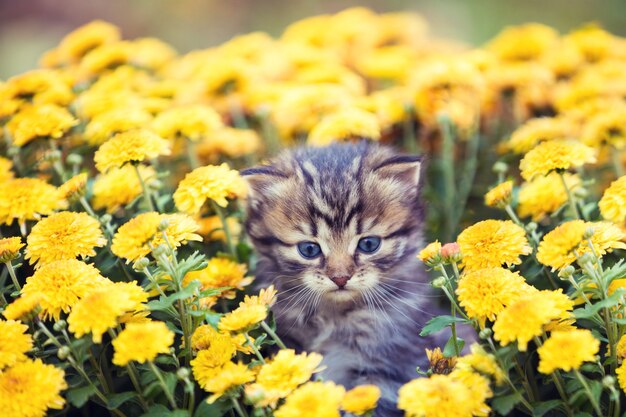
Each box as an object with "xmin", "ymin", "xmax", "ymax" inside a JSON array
[{"xmin": 380, "ymin": 282, "xmax": 441, "ymax": 298}]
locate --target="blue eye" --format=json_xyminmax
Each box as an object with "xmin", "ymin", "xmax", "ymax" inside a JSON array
[
  {"xmin": 357, "ymin": 236, "xmax": 381, "ymax": 253},
  {"xmin": 297, "ymin": 241, "xmax": 322, "ymax": 259}
]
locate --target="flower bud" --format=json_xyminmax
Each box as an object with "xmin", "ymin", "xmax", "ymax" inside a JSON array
[
  {"xmin": 53, "ymin": 320, "xmax": 67, "ymax": 331},
  {"xmin": 479, "ymin": 328, "xmax": 493, "ymax": 339},
  {"xmin": 46, "ymin": 150, "xmax": 62, "ymax": 162},
  {"xmin": 158, "ymin": 219, "xmax": 170, "ymax": 232},
  {"xmin": 66, "ymin": 153, "xmax": 83, "ymax": 166},
  {"xmin": 57, "ymin": 346, "xmax": 71, "ymax": 360},
  {"xmin": 492, "ymin": 161, "xmax": 508, "ymax": 174},
  {"xmin": 0, "ymin": 237, "xmax": 24, "ymax": 263},
  {"xmin": 100, "ymin": 214, "xmax": 112, "ymax": 224},
  {"xmin": 177, "ymin": 367, "xmax": 190, "ymax": 380},
  {"xmin": 149, "ymin": 179, "xmax": 163, "ymax": 191},
  {"xmin": 431, "ymin": 277, "xmax": 446, "ymax": 288},
  {"xmin": 440, "ymin": 243, "xmax": 462, "ymax": 264},
  {"xmin": 133, "ymin": 257, "xmax": 150, "ymax": 271},
  {"xmin": 577, "ymin": 252, "xmax": 595, "ymax": 267},
  {"xmin": 583, "ymin": 227, "xmax": 595, "ymax": 240},
  {"xmin": 603, "ymin": 375, "xmax": 616, "ymax": 388},
  {"xmin": 573, "ymin": 187, "xmax": 589, "ymax": 199},
  {"xmin": 418, "ymin": 241, "xmax": 442, "ymax": 267},
  {"xmin": 485, "ymin": 180, "xmax": 513, "ymax": 209},
  {"xmin": 558, "ymin": 265, "xmax": 576, "ymax": 280},
  {"xmin": 526, "ymin": 222, "xmax": 538, "ymax": 233}
]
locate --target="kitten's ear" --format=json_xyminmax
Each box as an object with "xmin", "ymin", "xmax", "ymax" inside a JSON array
[
  {"xmin": 240, "ymin": 165, "xmax": 288, "ymax": 199},
  {"xmin": 374, "ymin": 155, "xmax": 424, "ymax": 187}
]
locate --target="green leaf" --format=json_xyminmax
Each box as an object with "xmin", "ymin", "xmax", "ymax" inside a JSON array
[
  {"xmin": 140, "ymin": 404, "xmax": 188, "ymax": 417},
  {"xmin": 573, "ymin": 291, "xmax": 623, "ymax": 319},
  {"xmin": 147, "ymin": 280, "xmax": 202, "ymax": 311},
  {"xmin": 443, "ymin": 336, "xmax": 464, "ymax": 357},
  {"xmin": 194, "ymin": 398, "xmax": 232, "ymax": 417},
  {"xmin": 66, "ymin": 385, "xmax": 97, "ymax": 408},
  {"xmin": 107, "ymin": 392, "xmax": 136, "ymax": 409},
  {"xmin": 532, "ymin": 400, "xmax": 562, "ymax": 417},
  {"xmin": 420, "ymin": 315, "xmax": 467, "ymax": 336},
  {"xmin": 491, "ymin": 392, "xmax": 522, "ymax": 416}
]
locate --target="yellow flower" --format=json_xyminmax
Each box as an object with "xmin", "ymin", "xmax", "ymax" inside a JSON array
[
  {"xmin": 76, "ymin": 89, "xmax": 144, "ymax": 120},
  {"xmin": 417, "ymin": 240, "xmax": 442, "ymax": 266},
  {"xmin": 581, "ymin": 108, "xmax": 626, "ymax": 150},
  {"xmin": 2, "ymin": 69, "xmax": 74, "ymax": 110},
  {"xmin": 94, "ymin": 129, "xmax": 171, "ymax": 173},
  {"xmin": 0, "ymin": 178, "xmax": 65, "ymax": 227},
  {"xmin": 519, "ymin": 140, "xmax": 597, "ymax": 181},
  {"xmin": 537, "ymin": 220, "xmax": 626, "ymax": 271},
  {"xmin": 2, "ymin": 293, "xmax": 42, "ymax": 322},
  {"xmin": 617, "ymin": 362, "xmax": 626, "ymax": 393},
  {"xmin": 566, "ymin": 25, "xmax": 616, "ymax": 62},
  {"xmin": 6, "ymin": 104, "xmax": 78, "ymax": 147},
  {"xmin": 21, "ymin": 259, "xmax": 109, "ymax": 321},
  {"xmin": 112, "ymin": 321, "xmax": 174, "ymax": 366},
  {"xmin": 111, "ymin": 212, "xmax": 201, "ymax": 263},
  {"xmin": 26, "ymin": 212, "xmax": 106, "ymax": 268},
  {"xmin": 248, "ymin": 349, "xmax": 324, "ymax": 406},
  {"xmin": 484, "ymin": 181, "xmax": 513, "ymax": 208},
  {"xmin": 341, "ymin": 385, "xmax": 380, "ymax": 416},
  {"xmin": 78, "ymin": 42, "xmax": 131, "ymax": 78},
  {"xmin": 518, "ymin": 172, "xmax": 581, "ymax": 221},
  {"xmin": 173, "ymin": 163, "xmax": 247, "ymax": 213},
  {"xmin": 202, "ymin": 361, "xmax": 256, "ymax": 403},
  {"xmin": 84, "ymin": 108, "xmax": 154, "ymax": 145},
  {"xmin": 307, "ymin": 108, "xmax": 381, "ymax": 146},
  {"xmin": 191, "ymin": 340, "xmax": 238, "ymax": 387},
  {"xmin": 241, "ymin": 285, "xmax": 278, "ymax": 309},
  {"xmin": 493, "ymin": 290, "xmax": 573, "ymax": 351},
  {"xmin": 184, "ymin": 258, "xmax": 253, "ymax": 299},
  {"xmin": 190, "ymin": 324, "xmax": 238, "ymax": 357},
  {"xmin": 455, "ymin": 344, "xmax": 505, "ymax": 385},
  {"xmin": 152, "ymin": 105, "xmax": 223, "ymax": 141},
  {"xmin": 0, "ymin": 320, "xmax": 32, "ymax": 369},
  {"xmin": 537, "ymin": 329, "xmax": 599, "ymax": 374},
  {"xmin": 456, "ymin": 268, "xmax": 533, "ymax": 328},
  {"xmin": 600, "ymin": 175, "xmax": 626, "ymax": 226},
  {"xmin": 55, "ymin": 20, "xmax": 121, "ymax": 63},
  {"xmin": 59, "ymin": 173, "xmax": 88, "ymax": 201},
  {"xmin": 68, "ymin": 281, "xmax": 148, "ymax": 343},
  {"xmin": 457, "ymin": 220, "xmax": 532, "ymax": 271},
  {"xmin": 426, "ymin": 347, "xmax": 457, "ymax": 375},
  {"xmin": 616, "ymin": 334, "xmax": 626, "ymax": 359},
  {"xmin": 487, "ymin": 23, "xmax": 559, "ymax": 61},
  {"xmin": 0, "ymin": 236, "xmax": 25, "ymax": 263},
  {"xmin": 130, "ymin": 37, "xmax": 177, "ymax": 70},
  {"xmin": 0, "ymin": 358, "xmax": 67, "ymax": 417},
  {"xmin": 197, "ymin": 215, "xmax": 242, "ymax": 243},
  {"xmin": 92, "ymin": 164, "xmax": 156, "ymax": 213},
  {"xmin": 219, "ymin": 303, "xmax": 268, "ymax": 333},
  {"xmin": 0, "ymin": 156, "xmax": 15, "ymax": 183},
  {"xmin": 398, "ymin": 374, "xmax": 476, "ymax": 417},
  {"xmin": 196, "ymin": 127, "xmax": 261, "ymax": 160},
  {"xmin": 275, "ymin": 381, "xmax": 345, "ymax": 417},
  {"xmin": 448, "ymin": 368, "xmax": 493, "ymax": 417}
]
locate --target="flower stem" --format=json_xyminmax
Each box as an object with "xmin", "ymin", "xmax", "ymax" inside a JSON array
[
  {"xmin": 149, "ymin": 361, "xmax": 177, "ymax": 409},
  {"xmin": 186, "ymin": 139, "xmax": 200, "ymax": 170},
  {"xmin": 611, "ymin": 147, "xmax": 624, "ymax": 178},
  {"xmin": 244, "ymin": 333, "xmax": 265, "ymax": 363},
  {"xmin": 134, "ymin": 164, "xmax": 155, "ymax": 211},
  {"xmin": 559, "ymin": 172, "xmax": 581, "ymax": 220},
  {"xmin": 4, "ymin": 261, "xmax": 21, "ymax": 291},
  {"xmin": 574, "ymin": 369, "xmax": 602, "ymax": 416},
  {"xmin": 211, "ymin": 201, "xmax": 237, "ymax": 259},
  {"xmin": 231, "ymin": 397, "xmax": 249, "ymax": 417},
  {"xmin": 260, "ymin": 321, "xmax": 287, "ymax": 349}
]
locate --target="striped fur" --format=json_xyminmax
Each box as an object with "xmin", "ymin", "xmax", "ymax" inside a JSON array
[{"xmin": 242, "ymin": 142, "xmax": 452, "ymax": 416}]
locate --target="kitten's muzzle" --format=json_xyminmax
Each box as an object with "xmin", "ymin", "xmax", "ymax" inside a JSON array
[{"xmin": 330, "ymin": 275, "xmax": 351, "ymax": 289}]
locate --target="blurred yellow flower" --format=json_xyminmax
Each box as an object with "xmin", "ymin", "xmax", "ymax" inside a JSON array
[
  {"xmin": 507, "ymin": 117, "xmax": 573, "ymax": 154},
  {"xmin": 111, "ymin": 212, "xmax": 201, "ymax": 263},
  {"xmin": 599, "ymin": 175, "xmax": 626, "ymax": 226},
  {"xmin": 566, "ymin": 25, "xmax": 617, "ymax": 62},
  {"xmin": 54, "ymin": 20, "xmax": 121, "ymax": 63},
  {"xmin": 196, "ymin": 127, "xmax": 261, "ymax": 160},
  {"xmin": 617, "ymin": 334, "xmax": 626, "ymax": 359},
  {"xmin": 25, "ymin": 211, "xmax": 106, "ymax": 268},
  {"xmin": 3, "ymin": 69, "xmax": 74, "ymax": 110},
  {"xmin": 308, "ymin": 107, "xmax": 381, "ymax": 146},
  {"xmin": 201, "ymin": 361, "xmax": 256, "ymax": 403},
  {"xmin": 0, "ymin": 237, "xmax": 25, "ymax": 263},
  {"xmin": 0, "ymin": 320, "xmax": 32, "ymax": 369},
  {"xmin": 455, "ymin": 344, "xmax": 505, "ymax": 385},
  {"xmin": 398, "ymin": 374, "xmax": 476, "ymax": 417},
  {"xmin": 581, "ymin": 108, "xmax": 626, "ymax": 150},
  {"xmin": 457, "ymin": 220, "xmax": 532, "ymax": 271},
  {"xmin": 152, "ymin": 105, "xmax": 223, "ymax": 141},
  {"xmin": 456, "ymin": 268, "xmax": 533, "ymax": 328},
  {"xmin": 486, "ymin": 23, "xmax": 559, "ymax": 61},
  {"xmin": 0, "ymin": 358, "xmax": 67, "ymax": 417},
  {"xmin": 197, "ymin": 215, "xmax": 242, "ymax": 243},
  {"xmin": 0, "ymin": 157, "xmax": 14, "ymax": 183},
  {"xmin": 219, "ymin": 303, "xmax": 268, "ymax": 333},
  {"xmin": 484, "ymin": 180, "xmax": 513, "ymax": 208},
  {"xmin": 184, "ymin": 258, "xmax": 252, "ymax": 299},
  {"xmin": 112, "ymin": 321, "xmax": 174, "ymax": 366},
  {"xmin": 275, "ymin": 381, "xmax": 345, "ymax": 417},
  {"xmin": 617, "ymin": 362, "xmax": 626, "ymax": 394},
  {"xmin": 92, "ymin": 164, "xmax": 156, "ymax": 213},
  {"xmin": 130, "ymin": 37, "xmax": 177, "ymax": 70},
  {"xmin": 519, "ymin": 140, "xmax": 597, "ymax": 181},
  {"xmin": 84, "ymin": 108, "xmax": 153, "ymax": 145},
  {"xmin": 341, "ymin": 385, "xmax": 380, "ymax": 416},
  {"xmin": 2, "ymin": 293, "xmax": 42, "ymax": 322},
  {"xmin": 6, "ymin": 104, "xmax": 78, "ymax": 147},
  {"xmin": 0, "ymin": 178, "xmax": 65, "ymax": 227},
  {"xmin": 518, "ymin": 172, "xmax": 581, "ymax": 221},
  {"xmin": 78, "ymin": 42, "xmax": 131, "ymax": 78},
  {"xmin": 94, "ymin": 129, "xmax": 171, "ymax": 173},
  {"xmin": 59, "ymin": 173, "xmax": 88, "ymax": 201},
  {"xmin": 537, "ymin": 329, "xmax": 599, "ymax": 374},
  {"xmin": 173, "ymin": 163, "xmax": 247, "ymax": 213}
]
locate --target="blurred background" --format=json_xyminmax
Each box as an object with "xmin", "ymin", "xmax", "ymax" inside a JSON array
[{"xmin": 2, "ymin": 0, "xmax": 626, "ymax": 79}]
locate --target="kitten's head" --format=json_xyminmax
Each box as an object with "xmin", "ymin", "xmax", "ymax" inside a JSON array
[{"xmin": 242, "ymin": 142, "xmax": 424, "ymax": 304}]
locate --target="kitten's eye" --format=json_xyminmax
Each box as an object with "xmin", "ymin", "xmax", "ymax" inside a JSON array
[
  {"xmin": 297, "ymin": 241, "xmax": 322, "ymax": 259},
  {"xmin": 357, "ymin": 236, "xmax": 381, "ymax": 253}
]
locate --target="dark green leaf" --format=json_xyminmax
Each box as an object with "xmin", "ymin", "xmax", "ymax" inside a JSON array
[
  {"xmin": 107, "ymin": 392, "xmax": 136, "ymax": 409},
  {"xmin": 443, "ymin": 336, "xmax": 464, "ymax": 357},
  {"xmin": 573, "ymin": 292, "xmax": 622, "ymax": 319},
  {"xmin": 532, "ymin": 400, "xmax": 562, "ymax": 417},
  {"xmin": 147, "ymin": 280, "xmax": 202, "ymax": 311},
  {"xmin": 420, "ymin": 315, "xmax": 467, "ymax": 336},
  {"xmin": 491, "ymin": 392, "xmax": 522, "ymax": 416},
  {"xmin": 66, "ymin": 385, "xmax": 97, "ymax": 408},
  {"xmin": 194, "ymin": 398, "xmax": 232, "ymax": 417},
  {"xmin": 140, "ymin": 404, "xmax": 187, "ymax": 417}
]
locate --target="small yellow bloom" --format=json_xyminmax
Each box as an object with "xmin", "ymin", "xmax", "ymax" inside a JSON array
[
  {"xmin": 308, "ymin": 108, "xmax": 381, "ymax": 147},
  {"xmin": 455, "ymin": 344, "xmax": 505, "ymax": 385},
  {"xmin": 84, "ymin": 108, "xmax": 154, "ymax": 145},
  {"xmin": 617, "ymin": 362, "xmax": 626, "ymax": 394},
  {"xmin": 78, "ymin": 42, "xmax": 131, "ymax": 78},
  {"xmin": 599, "ymin": 175, "xmax": 626, "ymax": 226},
  {"xmin": 6, "ymin": 104, "xmax": 78, "ymax": 147},
  {"xmin": 507, "ymin": 117, "xmax": 574, "ymax": 154},
  {"xmin": 241, "ymin": 285, "xmax": 278, "ymax": 309},
  {"xmin": 484, "ymin": 181, "xmax": 513, "ymax": 208},
  {"xmin": 616, "ymin": 334, "xmax": 626, "ymax": 359},
  {"xmin": 398, "ymin": 374, "xmax": 476, "ymax": 417},
  {"xmin": 0, "ymin": 320, "xmax": 33, "ymax": 369},
  {"xmin": 426, "ymin": 347, "xmax": 457, "ymax": 375},
  {"xmin": 196, "ymin": 127, "xmax": 261, "ymax": 160},
  {"xmin": 275, "ymin": 381, "xmax": 345, "ymax": 417},
  {"xmin": 581, "ymin": 108, "xmax": 626, "ymax": 150},
  {"xmin": 197, "ymin": 215, "xmax": 242, "ymax": 243},
  {"xmin": 94, "ymin": 129, "xmax": 171, "ymax": 173},
  {"xmin": 341, "ymin": 385, "xmax": 380, "ymax": 416},
  {"xmin": 152, "ymin": 105, "xmax": 223, "ymax": 141},
  {"xmin": 566, "ymin": 25, "xmax": 616, "ymax": 62},
  {"xmin": 457, "ymin": 220, "xmax": 532, "ymax": 271},
  {"xmin": 92, "ymin": 164, "xmax": 156, "ymax": 213},
  {"xmin": 0, "ymin": 178, "xmax": 65, "ymax": 227},
  {"xmin": 0, "ymin": 157, "xmax": 14, "ymax": 183},
  {"xmin": 417, "ymin": 240, "xmax": 442, "ymax": 266},
  {"xmin": 112, "ymin": 321, "xmax": 174, "ymax": 366},
  {"xmin": 130, "ymin": 37, "xmax": 177, "ymax": 70},
  {"xmin": 184, "ymin": 258, "xmax": 253, "ymax": 299},
  {"xmin": 518, "ymin": 172, "xmax": 581, "ymax": 221},
  {"xmin": 190, "ymin": 324, "xmax": 238, "ymax": 356},
  {"xmin": 59, "ymin": 173, "xmax": 88, "ymax": 201},
  {"xmin": 174, "ymin": 163, "xmax": 247, "ymax": 213},
  {"xmin": 2, "ymin": 293, "xmax": 42, "ymax": 322},
  {"xmin": 55, "ymin": 20, "xmax": 121, "ymax": 63},
  {"xmin": 219, "ymin": 303, "xmax": 268, "ymax": 333},
  {"xmin": 448, "ymin": 368, "xmax": 493, "ymax": 417},
  {"xmin": 0, "ymin": 358, "xmax": 67, "ymax": 417},
  {"xmin": 0, "ymin": 237, "xmax": 25, "ymax": 263},
  {"xmin": 537, "ymin": 329, "xmax": 599, "ymax": 374},
  {"xmin": 2, "ymin": 69, "xmax": 74, "ymax": 110},
  {"xmin": 519, "ymin": 140, "xmax": 597, "ymax": 181},
  {"xmin": 487, "ymin": 23, "xmax": 559, "ymax": 61},
  {"xmin": 26, "ymin": 212, "xmax": 106, "ymax": 268}
]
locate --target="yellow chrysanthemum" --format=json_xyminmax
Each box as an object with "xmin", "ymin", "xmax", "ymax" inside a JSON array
[
  {"xmin": 92, "ymin": 164, "xmax": 156, "ymax": 213},
  {"xmin": 219, "ymin": 303, "xmax": 268, "ymax": 333},
  {"xmin": 0, "ymin": 320, "xmax": 32, "ymax": 369},
  {"xmin": 417, "ymin": 240, "xmax": 442, "ymax": 266},
  {"xmin": 55, "ymin": 20, "xmax": 121, "ymax": 63},
  {"xmin": 68, "ymin": 281, "xmax": 148, "ymax": 343},
  {"xmin": 196, "ymin": 127, "xmax": 261, "ymax": 160},
  {"xmin": 190, "ymin": 324, "xmax": 238, "ymax": 356},
  {"xmin": 25, "ymin": 212, "xmax": 106, "ymax": 268},
  {"xmin": 456, "ymin": 268, "xmax": 533, "ymax": 328},
  {"xmin": 2, "ymin": 69, "xmax": 74, "ymax": 110},
  {"xmin": 58, "ymin": 173, "xmax": 88, "ymax": 201},
  {"xmin": 487, "ymin": 23, "xmax": 559, "ymax": 61},
  {"xmin": 112, "ymin": 321, "xmax": 174, "ymax": 366},
  {"xmin": 566, "ymin": 25, "xmax": 616, "ymax": 62},
  {"xmin": 507, "ymin": 117, "xmax": 573, "ymax": 154},
  {"xmin": 398, "ymin": 374, "xmax": 476, "ymax": 417},
  {"xmin": 0, "ymin": 157, "xmax": 15, "ymax": 183},
  {"xmin": 190, "ymin": 341, "xmax": 237, "ymax": 388},
  {"xmin": 537, "ymin": 329, "xmax": 599, "ymax": 374},
  {"xmin": 6, "ymin": 104, "xmax": 78, "ymax": 147},
  {"xmin": 130, "ymin": 37, "xmax": 177, "ymax": 70},
  {"xmin": 537, "ymin": 220, "xmax": 626, "ymax": 271},
  {"xmin": 173, "ymin": 163, "xmax": 247, "ymax": 213},
  {"xmin": 84, "ymin": 108, "xmax": 154, "ymax": 145},
  {"xmin": 2, "ymin": 293, "xmax": 42, "ymax": 321},
  {"xmin": 457, "ymin": 220, "xmax": 532, "ymax": 271},
  {"xmin": 426, "ymin": 347, "xmax": 457, "ymax": 375},
  {"xmin": 600, "ymin": 175, "xmax": 626, "ymax": 226},
  {"xmin": 519, "ymin": 140, "xmax": 597, "ymax": 181},
  {"xmin": 493, "ymin": 290, "xmax": 573, "ymax": 351},
  {"xmin": 484, "ymin": 181, "xmax": 513, "ymax": 208},
  {"xmin": 455, "ymin": 344, "xmax": 505, "ymax": 385},
  {"xmin": 517, "ymin": 172, "xmax": 581, "ymax": 221},
  {"xmin": 111, "ymin": 212, "xmax": 202, "ymax": 263},
  {"xmin": 203, "ymin": 362, "xmax": 256, "ymax": 403},
  {"xmin": 581, "ymin": 108, "xmax": 626, "ymax": 149},
  {"xmin": 275, "ymin": 381, "xmax": 345, "ymax": 417},
  {"xmin": 616, "ymin": 334, "xmax": 626, "ymax": 359},
  {"xmin": 617, "ymin": 362, "xmax": 626, "ymax": 394},
  {"xmin": 248, "ymin": 349, "xmax": 324, "ymax": 406},
  {"xmin": 184, "ymin": 258, "xmax": 253, "ymax": 299},
  {"xmin": 449, "ymin": 368, "xmax": 493, "ymax": 417},
  {"xmin": 240, "ymin": 285, "xmax": 278, "ymax": 309},
  {"xmin": 21, "ymin": 259, "xmax": 109, "ymax": 321},
  {"xmin": 197, "ymin": 215, "xmax": 242, "ymax": 243},
  {"xmin": 0, "ymin": 358, "xmax": 67, "ymax": 417},
  {"xmin": 0, "ymin": 236, "xmax": 25, "ymax": 263},
  {"xmin": 341, "ymin": 385, "xmax": 380, "ymax": 416},
  {"xmin": 152, "ymin": 105, "xmax": 223, "ymax": 141},
  {"xmin": 94, "ymin": 129, "xmax": 171, "ymax": 173},
  {"xmin": 307, "ymin": 108, "xmax": 381, "ymax": 146},
  {"xmin": 78, "ymin": 42, "xmax": 131, "ymax": 78},
  {"xmin": 0, "ymin": 178, "xmax": 65, "ymax": 226}
]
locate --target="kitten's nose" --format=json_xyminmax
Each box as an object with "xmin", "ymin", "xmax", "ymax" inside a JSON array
[{"xmin": 330, "ymin": 275, "xmax": 351, "ymax": 289}]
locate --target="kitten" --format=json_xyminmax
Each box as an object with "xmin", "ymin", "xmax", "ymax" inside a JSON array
[{"xmin": 242, "ymin": 142, "xmax": 451, "ymax": 416}]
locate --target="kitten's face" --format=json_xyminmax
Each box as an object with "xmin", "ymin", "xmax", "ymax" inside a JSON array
[{"xmin": 243, "ymin": 143, "xmax": 423, "ymax": 305}]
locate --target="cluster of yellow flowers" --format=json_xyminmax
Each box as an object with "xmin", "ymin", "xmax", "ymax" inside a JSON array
[{"xmin": 2, "ymin": 7, "xmax": 626, "ymax": 417}]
